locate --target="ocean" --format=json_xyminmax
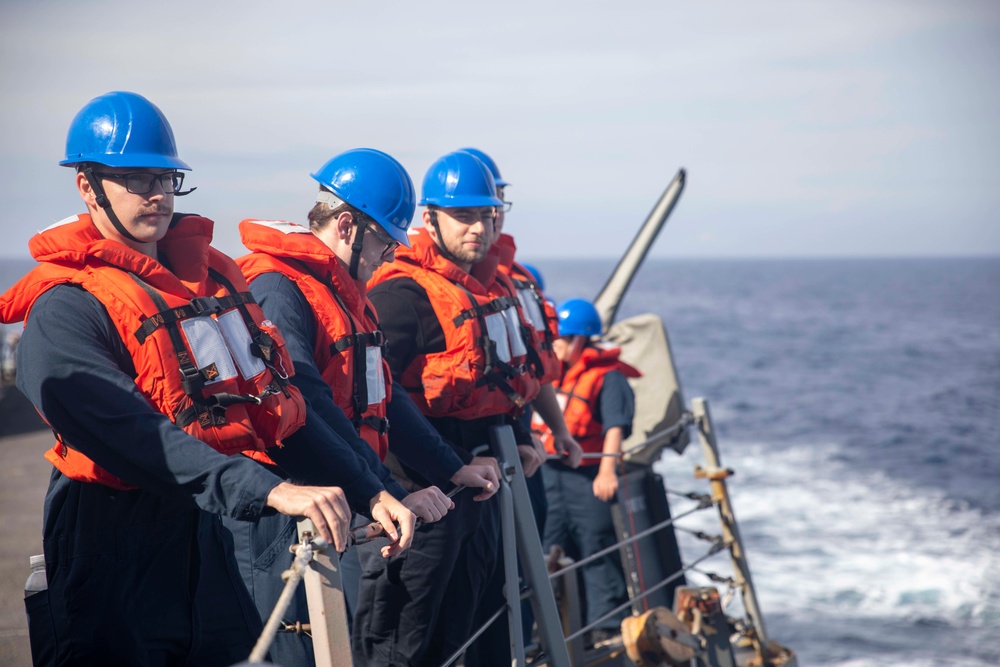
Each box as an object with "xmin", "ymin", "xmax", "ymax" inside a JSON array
[
  {"xmin": 2, "ymin": 256, "xmax": 998, "ymax": 665},
  {"xmin": 540, "ymin": 257, "xmax": 1000, "ymax": 667}
]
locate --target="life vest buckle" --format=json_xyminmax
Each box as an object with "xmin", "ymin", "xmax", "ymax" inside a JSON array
[
  {"xmin": 179, "ymin": 366, "xmax": 206, "ymax": 395},
  {"xmin": 189, "ymin": 296, "xmax": 222, "ymax": 315}
]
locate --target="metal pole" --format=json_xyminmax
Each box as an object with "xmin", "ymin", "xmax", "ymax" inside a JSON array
[
  {"xmin": 498, "ymin": 464, "xmax": 526, "ymax": 666},
  {"xmin": 692, "ymin": 398, "xmax": 771, "ymax": 654},
  {"xmin": 490, "ymin": 425, "xmax": 572, "ymax": 667}
]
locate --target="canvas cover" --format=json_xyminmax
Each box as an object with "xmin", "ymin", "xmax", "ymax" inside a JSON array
[{"xmin": 604, "ymin": 313, "xmax": 690, "ymax": 464}]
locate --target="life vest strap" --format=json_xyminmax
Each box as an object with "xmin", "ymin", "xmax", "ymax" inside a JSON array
[
  {"xmin": 330, "ymin": 331, "xmax": 385, "ymax": 354},
  {"xmin": 359, "ymin": 415, "xmax": 390, "ymax": 435},
  {"xmin": 134, "ymin": 292, "xmax": 254, "ymax": 344},
  {"xmin": 129, "ymin": 273, "xmax": 211, "ymax": 395},
  {"xmin": 175, "ymin": 382, "xmax": 281, "ymax": 429},
  {"xmin": 451, "ymin": 295, "xmax": 517, "ymax": 328},
  {"xmin": 208, "ymin": 268, "xmax": 293, "ymax": 395},
  {"xmin": 478, "ymin": 370, "xmax": 527, "ymax": 410}
]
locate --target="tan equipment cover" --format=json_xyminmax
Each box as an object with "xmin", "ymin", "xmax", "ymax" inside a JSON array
[{"xmin": 604, "ymin": 313, "xmax": 689, "ymax": 464}]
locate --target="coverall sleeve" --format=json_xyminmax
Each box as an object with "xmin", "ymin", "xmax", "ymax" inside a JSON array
[
  {"xmin": 16, "ymin": 285, "xmax": 282, "ymax": 521},
  {"xmin": 597, "ymin": 370, "xmax": 635, "ymax": 439},
  {"xmin": 385, "ymin": 381, "xmax": 467, "ymax": 486},
  {"xmin": 250, "ymin": 272, "xmax": 406, "ymax": 504}
]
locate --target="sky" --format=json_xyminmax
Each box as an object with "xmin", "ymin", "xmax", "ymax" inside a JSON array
[{"xmin": 0, "ymin": 0, "xmax": 997, "ymax": 261}]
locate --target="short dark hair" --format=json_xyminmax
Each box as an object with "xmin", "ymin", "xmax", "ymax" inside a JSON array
[{"xmin": 307, "ymin": 200, "xmax": 370, "ymax": 233}]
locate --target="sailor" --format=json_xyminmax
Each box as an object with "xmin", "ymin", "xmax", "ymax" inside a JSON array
[
  {"xmin": 354, "ymin": 150, "xmax": 539, "ymax": 666},
  {"xmin": 535, "ymin": 297, "xmax": 640, "ymax": 644},
  {"xmin": 458, "ymin": 148, "xmax": 584, "ymax": 663},
  {"xmin": 0, "ymin": 91, "xmax": 361, "ymax": 666},
  {"xmin": 232, "ymin": 148, "xmax": 500, "ymax": 664}
]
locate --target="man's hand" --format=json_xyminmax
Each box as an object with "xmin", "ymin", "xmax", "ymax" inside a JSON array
[
  {"xmin": 517, "ymin": 443, "xmax": 544, "ymax": 477},
  {"xmin": 370, "ymin": 490, "xmax": 416, "ymax": 558},
  {"xmin": 471, "ymin": 456, "xmax": 502, "ymax": 489},
  {"xmin": 402, "ymin": 487, "xmax": 454, "ymax": 523},
  {"xmin": 266, "ymin": 482, "xmax": 352, "ymax": 552},
  {"xmin": 550, "ymin": 431, "xmax": 583, "ymax": 469},
  {"xmin": 592, "ymin": 466, "xmax": 619, "ymax": 502},
  {"xmin": 451, "ymin": 463, "xmax": 498, "ymax": 501}
]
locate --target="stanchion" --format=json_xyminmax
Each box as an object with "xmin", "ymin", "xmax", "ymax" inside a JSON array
[
  {"xmin": 497, "ymin": 463, "xmax": 525, "ymax": 666},
  {"xmin": 490, "ymin": 425, "xmax": 572, "ymax": 667}
]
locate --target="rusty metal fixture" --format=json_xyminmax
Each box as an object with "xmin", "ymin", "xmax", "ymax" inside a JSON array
[{"xmin": 621, "ymin": 607, "xmax": 699, "ymax": 666}]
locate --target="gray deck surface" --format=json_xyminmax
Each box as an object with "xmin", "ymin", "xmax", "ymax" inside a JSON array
[{"xmin": 0, "ymin": 426, "xmax": 49, "ymax": 667}]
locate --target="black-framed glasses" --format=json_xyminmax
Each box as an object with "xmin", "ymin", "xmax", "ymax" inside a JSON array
[
  {"xmin": 501, "ymin": 201, "xmax": 513, "ymax": 213},
  {"xmin": 364, "ymin": 221, "xmax": 400, "ymax": 259},
  {"xmin": 95, "ymin": 171, "xmax": 185, "ymax": 195},
  {"xmin": 444, "ymin": 207, "xmax": 498, "ymax": 225}
]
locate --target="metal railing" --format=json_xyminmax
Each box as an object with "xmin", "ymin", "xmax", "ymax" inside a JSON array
[{"xmin": 248, "ymin": 400, "xmax": 791, "ymax": 667}]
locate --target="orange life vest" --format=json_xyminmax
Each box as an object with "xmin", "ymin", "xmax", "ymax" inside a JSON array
[
  {"xmin": 494, "ymin": 233, "xmax": 562, "ymax": 384},
  {"xmin": 237, "ymin": 219, "xmax": 392, "ymax": 461},
  {"xmin": 369, "ymin": 227, "xmax": 537, "ymax": 420},
  {"xmin": 0, "ymin": 214, "xmax": 306, "ymax": 489},
  {"xmin": 535, "ymin": 345, "xmax": 640, "ymax": 466}
]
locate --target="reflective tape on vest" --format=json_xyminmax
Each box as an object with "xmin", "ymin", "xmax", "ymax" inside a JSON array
[
  {"xmin": 516, "ymin": 288, "xmax": 547, "ymax": 332},
  {"xmin": 365, "ymin": 345, "xmax": 387, "ymax": 406},
  {"xmin": 484, "ymin": 311, "xmax": 513, "ymax": 364},
  {"xmin": 216, "ymin": 309, "xmax": 267, "ymax": 379},
  {"xmin": 502, "ymin": 306, "xmax": 528, "ymax": 358},
  {"xmin": 179, "ymin": 310, "xmax": 266, "ymax": 384}
]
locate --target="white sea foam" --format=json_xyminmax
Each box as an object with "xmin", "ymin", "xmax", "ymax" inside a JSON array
[{"xmin": 654, "ymin": 435, "xmax": 1000, "ymax": 631}]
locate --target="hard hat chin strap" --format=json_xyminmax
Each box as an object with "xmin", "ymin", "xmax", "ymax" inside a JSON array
[
  {"xmin": 316, "ymin": 189, "xmax": 366, "ymax": 281},
  {"xmin": 348, "ymin": 217, "xmax": 367, "ymax": 281},
  {"xmin": 82, "ymin": 166, "xmax": 144, "ymax": 244},
  {"xmin": 427, "ymin": 209, "xmax": 463, "ymax": 267}
]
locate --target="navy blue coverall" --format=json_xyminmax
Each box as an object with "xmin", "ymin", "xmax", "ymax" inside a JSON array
[
  {"xmin": 354, "ymin": 276, "xmax": 533, "ymax": 667},
  {"xmin": 542, "ymin": 370, "xmax": 634, "ymax": 633}
]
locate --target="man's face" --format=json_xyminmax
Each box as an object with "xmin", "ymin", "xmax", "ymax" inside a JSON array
[
  {"xmin": 353, "ymin": 217, "xmax": 400, "ymax": 282},
  {"xmin": 425, "ymin": 206, "xmax": 495, "ymax": 268},
  {"xmin": 552, "ymin": 335, "xmax": 585, "ymax": 365},
  {"xmin": 78, "ymin": 167, "xmax": 176, "ymax": 245}
]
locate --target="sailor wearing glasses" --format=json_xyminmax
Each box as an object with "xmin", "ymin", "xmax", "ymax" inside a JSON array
[
  {"xmin": 352, "ymin": 150, "xmax": 542, "ymax": 666},
  {"xmin": 0, "ymin": 91, "xmax": 362, "ymax": 666},
  {"xmin": 234, "ymin": 149, "xmax": 501, "ymax": 665},
  {"xmin": 458, "ymin": 148, "xmax": 584, "ymax": 664}
]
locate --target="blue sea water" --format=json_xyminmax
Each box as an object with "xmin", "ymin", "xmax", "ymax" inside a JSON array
[
  {"xmin": 539, "ymin": 257, "xmax": 1000, "ymax": 667},
  {"xmin": 2, "ymin": 255, "xmax": 998, "ymax": 665}
]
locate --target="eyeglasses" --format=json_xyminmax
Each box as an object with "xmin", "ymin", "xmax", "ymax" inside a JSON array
[
  {"xmin": 501, "ymin": 201, "xmax": 513, "ymax": 213},
  {"xmin": 95, "ymin": 171, "xmax": 185, "ymax": 195},
  {"xmin": 444, "ymin": 207, "xmax": 498, "ymax": 225},
  {"xmin": 364, "ymin": 221, "xmax": 400, "ymax": 259}
]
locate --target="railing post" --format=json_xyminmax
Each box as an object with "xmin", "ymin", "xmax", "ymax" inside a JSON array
[
  {"xmin": 297, "ymin": 518, "xmax": 353, "ymax": 667},
  {"xmin": 498, "ymin": 463, "xmax": 526, "ymax": 665},
  {"xmin": 691, "ymin": 397, "xmax": 771, "ymax": 655},
  {"xmin": 490, "ymin": 425, "xmax": 573, "ymax": 667}
]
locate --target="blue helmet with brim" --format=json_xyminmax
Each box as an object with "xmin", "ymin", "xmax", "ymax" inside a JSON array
[{"xmin": 59, "ymin": 91, "xmax": 190, "ymax": 170}]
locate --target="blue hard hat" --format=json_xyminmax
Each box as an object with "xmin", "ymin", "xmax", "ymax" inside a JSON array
[
  {"xmin": 557, "ymin": 298, "xmax": 602, "ymax": 337},
  {"xmin": 457, "ymin": 147, "xmax": 509, "ymax": 188},
  {"xmin": 420, "ymin": 151, "xmax": 503, "ymax": 208},
  {"xmin": 311, "ymin": 148, "xmax": 416, "ymax": 246},
  {"xmin": 521, "ymin": 263, "xmax": 545, "ymax": 291},
  {"xmin": 60, "ymin": 91, "xmax": 190, "ymax": 170}
]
